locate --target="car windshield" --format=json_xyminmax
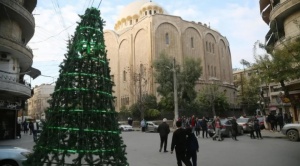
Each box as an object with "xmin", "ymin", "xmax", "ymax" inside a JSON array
[
  {"xmin": 237, "ymin": 118, "xmax": 249, "ymax": 123},
  {"xmin": 220, "ymin": 119, "xmax": 227, "ymax": 123}
]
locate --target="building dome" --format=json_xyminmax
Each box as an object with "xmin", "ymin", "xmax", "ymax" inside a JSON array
[{"xmin": 115, "ymin": 0, "xmax": 166, "ymax": 31}]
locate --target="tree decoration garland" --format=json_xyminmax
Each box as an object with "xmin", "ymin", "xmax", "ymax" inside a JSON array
[{"xmin": 24, "ymin": 7, "xmax": 129, "ymax": 166}]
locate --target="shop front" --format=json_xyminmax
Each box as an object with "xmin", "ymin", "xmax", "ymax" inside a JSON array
[{"xmin": 0, "ymin": 100, "xmax": 21, "ymax": 140}]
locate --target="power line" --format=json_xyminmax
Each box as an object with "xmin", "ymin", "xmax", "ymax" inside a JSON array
[{"xmin": 98, "ymin": 0, "xmax": 103, "ymax": 9}]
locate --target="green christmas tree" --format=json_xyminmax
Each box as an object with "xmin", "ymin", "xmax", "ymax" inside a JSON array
[{"xmin": 24, "ymin": 8, "xmax": 128, "ymax": 166}]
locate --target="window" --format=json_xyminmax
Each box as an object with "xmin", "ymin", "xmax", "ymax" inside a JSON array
[
  {"xmin": 209, "ymin": 43, "xmax": 211, "ymax": 52},
  {"xmin": 191, "ymin": 37, "xmax": 194, "ymax": 48},
  {"xmin": 212, "ymin": 44, "xmax": 214, "ymax": 53},
  {"xmin": 149, "ymin": 10, "xmax": 152, "ymax": 15},
  {"xmin": 154, "ymin": 10, "xmax": 156, "ymax": 14},
  {"xmin": 206, "ymin": 42, "xmax": 208, "ymax": 51},
  {"xmin": 214, "ymin": 66, "xmax": 216, "ymax": 77},
  {"xmin": 136, "ymin": 19, "xmax": 138, "ymax": 23},
  {"xmin": 130, "ymin": 20, "xmax": 132, "ymax": 25},
  {"xmin": 123, "ymin": 70, "xmax": 126, "ymax": 81},
  {"xmin": 165, "ymin": 33, "xmax": 169, "ymax": 45},
  {"xmin": 145, "ymin": 11, "xmax": 147, "ymax": 15},
  {"xmin": 211, "ymin": 66, "xmax": 213, "ymax": 76},
  {"xmin": 208, "ymin": 65, "xmax": 210, "ymax": 76}
]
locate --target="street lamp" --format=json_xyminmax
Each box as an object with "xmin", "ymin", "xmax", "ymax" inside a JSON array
[{"xmin": 172, "ymin": 58, "xmax": 179, "ymax": 124}]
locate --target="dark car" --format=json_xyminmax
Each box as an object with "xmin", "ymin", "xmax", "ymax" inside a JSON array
[{"xmin": 208, "ymin": 119, "xmax": 244, "ymax": 137}]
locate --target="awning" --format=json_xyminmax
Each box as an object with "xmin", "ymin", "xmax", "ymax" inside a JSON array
[{"xmin": 26, "ymin": 67, "xmax": 41, "ymax": 79}]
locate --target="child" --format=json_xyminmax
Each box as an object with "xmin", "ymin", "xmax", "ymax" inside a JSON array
[{"xmin": 186, "ymin": 127, "xmax": 199, "ymax": 166}]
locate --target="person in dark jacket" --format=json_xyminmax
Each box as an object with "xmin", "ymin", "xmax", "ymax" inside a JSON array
[
  {"xmin": 186, "ymin": 127, "xmax": 199, "ymax": 166},
  {"xmin": 254, "ymin": 116, "xmax": 263, "ymax": 139},
  {"xmin": 157, "ymin": 118, "xmax": 170, "ymax": 152},
  {"xmin": 231, "ymin": 116, "xmax": 238, "ymax": 141},
  {"xmin": 200, "ymin": 116, "xmax": 208, "ymax": 138},
  {"xmin": 171, "ymin": 121, "xmax": 192, "ymax": 166}
]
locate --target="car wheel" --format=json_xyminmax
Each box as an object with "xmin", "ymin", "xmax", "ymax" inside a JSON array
[
  {"xmin": 0, "ymin": 160, "xmax": 18, "ymax": 166},
  {"xmin": 287, "ymin": 130, "xmax": 299, "ymax": 142},
  {"xmin": 240, "ymin": 128, "xmax": 244, "ymax": 135}
]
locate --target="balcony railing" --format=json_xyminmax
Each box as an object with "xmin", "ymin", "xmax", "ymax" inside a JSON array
[
  {"xmin": 1, "ymin": 0, "xmax": 35, "ymax": 27},
  {"xmin": 0, "ymin": 34, "xmax": 33, "ymax": 54}
]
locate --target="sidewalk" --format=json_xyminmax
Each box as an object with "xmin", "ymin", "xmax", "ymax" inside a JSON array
[{"xmin": 261, "ymin": 129, "xmax": 287, "ymax": 139}]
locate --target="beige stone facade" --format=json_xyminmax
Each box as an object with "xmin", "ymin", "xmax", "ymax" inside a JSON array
[
  {"xmin": 260, "ymin": 0, "xmax": 300, "ymax": 122},
  {"xmin": 104, "ymin": 0, "xmax": 236, "ymax": 111}
]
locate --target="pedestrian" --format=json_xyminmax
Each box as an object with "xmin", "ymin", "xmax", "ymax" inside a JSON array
[
  {"xmin": 212, "ymin": 117, "xmax": 222, "ymax": 141},
  {"xmin": 186, "ymin": 127, "xmax": 199, "ymax": 166},
  {"xmin": 190, "ymin": 115, "xmax": 196, "ymax": 133},
  {"xmin": 231, "ymin": 116, "xmax": 238, "ymax": 141},
  {"xmin": 277, "ymin": 113, "xmax": 284, "ymax": 131},
  {"xmin": 248, "ymin": 118, "xmax": 256, "ymax": 139},
  {"xmin": 254, "ymin": 116, "xmax": 263, "ymax": 139},
  {"xmin": 29, "ymin": 120, "xmax": 33, "ymax": 135},
  {"xmin": 157, "ymin": 118, "xmax": 170, "ymax": 152},
  {"xmin": 22, "ymin": 121, "xmax": 28, "ymax": 134},
  {"xmin": 200, "ymin": 116, "xmax": 208, "ymax": 138},
  {"xmin": 171, "ymin": 121, "xmax": 192, "ymax": 166},
  {"xmin": 195, "ymin": 118, "xmax": 201, "ymax": 138},
  {"xmin": 32, "ymin": 120, "xmax": 40, "ymax": 142},
  {"xmin": 141, "ymin": 119, "xmax": 146, "ymax": 132}
]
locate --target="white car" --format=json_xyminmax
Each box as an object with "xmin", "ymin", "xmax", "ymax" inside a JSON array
[
  {"xmin": 281, "ymin": 123, "xmax": 300, "ymax": 142},
  {"xmin": 0, "ymin": 145, "xmax": 31, "ymax": 166},
  {"xmin": 146, "ymin": 121, "xmax": 159, "ymax": 132},
  {"xmin": 118, "ymin": 123, "xmax": 133, "ymax": 131}
]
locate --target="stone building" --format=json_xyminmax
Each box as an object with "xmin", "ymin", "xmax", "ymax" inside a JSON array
[
  {"xmin": 0, "ymin": 0, "xmax": 39, "ymax": 139},
  {"xmin": 27, "ymin": 84, "xmax": 55, "ymax": 120},
  {"xmin": 104, "ymin": 0, "xmax": 236, "ymax": 112},
  {"xmin": 260, "ymin": 0, "xmax": 300, "ymax": 122}
]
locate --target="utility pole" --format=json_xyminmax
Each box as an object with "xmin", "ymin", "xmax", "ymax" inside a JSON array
[{"xmin": 173, "ymin": 58, "xmax": 178, "ymax": 125}]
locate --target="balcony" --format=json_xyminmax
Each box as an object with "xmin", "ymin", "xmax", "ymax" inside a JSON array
[
  {"xmin": 0, "ymin": 34, "xmax": 33, "ymax": 72},
  {"xmin": 269, "ymin": 0, "xmax": 300, "ymax": 33},
  {"xmin": 0, "ymin": 75, "xmax": 31, "ymax": 98},
  {"xmin": 0, "ymin": 0, "xmax": 35, "ymax": 40}
]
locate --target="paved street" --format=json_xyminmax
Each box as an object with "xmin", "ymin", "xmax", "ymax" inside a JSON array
[{"xmin": 0, "ymin": 130, "xmax": 299, "ymax": 166}]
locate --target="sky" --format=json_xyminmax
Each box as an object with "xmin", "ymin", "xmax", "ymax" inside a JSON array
[{"xmin": 25, "ymin": 0, "xmax": 269, "ymax": 87}]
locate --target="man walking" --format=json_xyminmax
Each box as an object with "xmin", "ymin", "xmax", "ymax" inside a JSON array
[
  {"xmin": 171, "ymin": 121, "xmax": 192, "ymax": 166},
  {"xmin": 157, "ymin": 118, "xmax": 170, "ymax": 152}
]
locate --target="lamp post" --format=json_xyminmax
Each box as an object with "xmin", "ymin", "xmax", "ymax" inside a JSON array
[{"xmin": 173, "ymin": 58, "xmax": 179, "ymax": 124}]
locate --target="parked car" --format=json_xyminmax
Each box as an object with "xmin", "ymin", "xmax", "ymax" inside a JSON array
[
  {"xmin": 208, "ymin": 119, "xmax": 244, "ymax": 137},
  {"xmin": 236, "ymin": 118, "xmax": 251, "ymax": 132},
  {"xmin": 281, "ymin": 123, "xmax": 300, "ymax": 142},
  {"xmin": 146, "ymin": 121, "xmax": 158, "ymax": 132},
  {"xmin": 0, "ymin": 145, "xmax": 31, "ymax": 166},
  {"xmin": 118, "ymin": 122, "xmax": 133, "ymax": 131}
]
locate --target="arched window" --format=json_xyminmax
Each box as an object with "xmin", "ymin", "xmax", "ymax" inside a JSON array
[
  {"xmin": 209, "ymin": 43, "xmax": 211, "ymax": 52},
  {"xmin": 211, "ymin": 66, "xmax": 213, "ymax": 76},
  {"xmin": 123, "ymin": 70, "xmax": 126, "ymax": 81},
  {"xmin": 149, "ymin": 10, "xmax": 152, "ymax": 15},
  {"xmin": 208, "ymin": 65, "xmax": 210, "ymax": 76},
  {"xmin": 165, "ymin": 33, "xmax": 169, "ymax": 45},
  {"xmin": 206, "ymin": 42, "xmax": 208, "ymax": 51},
  {"xmin": 214, "ymin": 66, "xmax": 216, "ymax": 77},
  {"xmin": 212, "ymin": 44, "xmax": 215, "ymax": 53},
  {"xmin": 191, "ymin": 37, "xmax": 194, "ymax": 48},
  {"xmin": 154, "ymin": 10, "xmax": 156, "ymax": 14},
  {"xmin": 145, "ymin": 11, "xmax": 147, "ymax": 15},
  {"xmin": 136, "ymin": 19, "xmax": 138, "ymax": 23},
  {"xmin": 130, "ymin": 20, "xmax": 132, "ymax": 25}
]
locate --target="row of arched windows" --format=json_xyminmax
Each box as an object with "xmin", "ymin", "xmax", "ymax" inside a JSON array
[
  {"xmin": 208, "ymin": 65, "xmax": 217, "ymax": 77},
  {"xmin": 206, "ymin": 41, "xmax": 215, "ymax": 53}
]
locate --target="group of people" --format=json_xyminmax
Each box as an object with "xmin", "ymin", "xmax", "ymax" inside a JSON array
[
  {"xmin": 157, "ymin": 118, "xmax": 199, "ymax": 166},
  {"xmin": 18, "ymin": 119, "xmax": 40, "ymax": 142}
]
